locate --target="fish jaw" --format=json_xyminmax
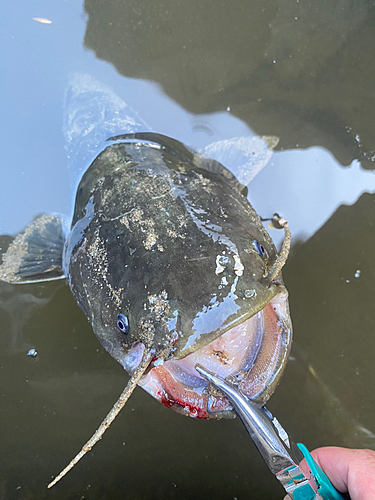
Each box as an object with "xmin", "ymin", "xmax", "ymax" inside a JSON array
[{"xmin": 137, "ymin": 289, "xmax": 292, "ymax": 419}]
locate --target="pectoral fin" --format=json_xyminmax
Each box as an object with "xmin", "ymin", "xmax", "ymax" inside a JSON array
[
  {"xmin": 0, "ymin": 215, "xmax": 65, "ymax": 284},
  {"xmin": 202, "ymin": 135, "xmax": 279, "ymax": 187}
]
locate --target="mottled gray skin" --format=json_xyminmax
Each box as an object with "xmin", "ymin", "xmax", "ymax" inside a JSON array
[{"xmin": 64, "ymin": 133, "xmax": 285, "ymax": 369}]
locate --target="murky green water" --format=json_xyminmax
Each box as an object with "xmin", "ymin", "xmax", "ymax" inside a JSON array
[{"xmin": 1, "ymin": 1, "xmax": 375, "ymax": 498}]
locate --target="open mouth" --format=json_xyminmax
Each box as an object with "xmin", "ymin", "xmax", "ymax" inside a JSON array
[{"xmin": 137, "ymin": 291, "xmax": 292, "ymax": 419}]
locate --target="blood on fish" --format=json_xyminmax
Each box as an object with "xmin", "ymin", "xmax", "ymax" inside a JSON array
[{"xmin": 158, "ymin": 389, "xmax": 209, "ymax": 419}]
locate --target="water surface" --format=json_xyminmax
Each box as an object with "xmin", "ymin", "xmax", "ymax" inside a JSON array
[{"xmin": 1, "ymin": 1, "xmax": 375, "ymax": 498}]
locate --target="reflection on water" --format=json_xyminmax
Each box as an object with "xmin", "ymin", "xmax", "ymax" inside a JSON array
[
  {"xmin": 84, "ymin": 0, "xmax": 375, "ymax": 169},
  {"xmin": 249, "ymin": 148, "xmax": 375, "ymax": 248},
  {"xmin": 1, "ymin": 0, "xmax": 375, "ymax": 498},
  {"xmin": 272, "ymin": 192, "xmax": 375, "ymax": 449}
]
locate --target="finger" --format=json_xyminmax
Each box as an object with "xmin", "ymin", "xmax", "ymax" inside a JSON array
[{"xmin": 312, "ymin": 447, "xmax": 375, "ymax": 500}]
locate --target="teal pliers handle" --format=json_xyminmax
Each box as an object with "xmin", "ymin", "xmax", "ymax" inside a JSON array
[{"xmin": 297, "ymin": 443, "xmax": 348, "ymax": 500}]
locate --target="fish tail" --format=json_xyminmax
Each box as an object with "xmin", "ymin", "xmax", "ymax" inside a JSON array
[{"xmin": 64, "ymin": 73, "xmax": 150, "ymax": 194}]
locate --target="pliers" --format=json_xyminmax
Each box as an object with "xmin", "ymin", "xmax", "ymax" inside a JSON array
[{"xmin": 195, "ymin": 364, "xmax": 347, "ymax": 500}]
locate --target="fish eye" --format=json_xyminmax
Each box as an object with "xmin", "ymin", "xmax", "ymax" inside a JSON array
[
  {"xmin": 254, "ymin": 240, "xmax": 265, "ymax": 258},
  {"xmin": 117, "ymin": 313, "xmax": 129, "ymax": 334}
]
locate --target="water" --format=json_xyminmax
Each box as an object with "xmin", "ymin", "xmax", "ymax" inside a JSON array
[{"xmin": 1, "ymin": 0, "xmax": 375, "ymax": 498}]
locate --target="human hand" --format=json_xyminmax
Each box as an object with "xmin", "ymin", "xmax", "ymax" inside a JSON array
[{"xmin": 283, "ymin": 446, "xmax": 375, "ymax": 500}]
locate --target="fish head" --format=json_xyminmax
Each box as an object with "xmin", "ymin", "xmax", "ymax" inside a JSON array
[{"xmin": 65, "ymin": 134, "xmax": 292, "ymax": 419}]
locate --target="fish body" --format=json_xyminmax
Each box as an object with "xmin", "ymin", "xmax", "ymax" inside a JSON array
[
  {"xmin": 0, "ymin": 76, "xmax": 292, "ymax": 484},
  {"xmin": 1, "ymin": 132, "xmax": 292, "ymax": 419}
]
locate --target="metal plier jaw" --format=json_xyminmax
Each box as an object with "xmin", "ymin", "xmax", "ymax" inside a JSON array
[{"xmin": 195, "ymin": 365, "xmax": 346, "ymax": 500}]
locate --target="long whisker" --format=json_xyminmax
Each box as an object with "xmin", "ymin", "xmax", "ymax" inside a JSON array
[
  {"xmin": 262, "ymin": 213, "xmax": 291, "ymax": 283},
  {"xmin": 47, "ymin": 349, "xmax": 153, "ymax": 488}
]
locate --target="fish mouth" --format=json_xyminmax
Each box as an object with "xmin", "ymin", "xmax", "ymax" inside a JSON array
[{"xmin": 137, "ymin": 290, "xmax": 292, "ymax": 419}]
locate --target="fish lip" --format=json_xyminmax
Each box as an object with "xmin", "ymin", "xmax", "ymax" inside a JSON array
[{"xmin": 241, "ymin": 290, "xmax": 292, "ymax": 402}]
